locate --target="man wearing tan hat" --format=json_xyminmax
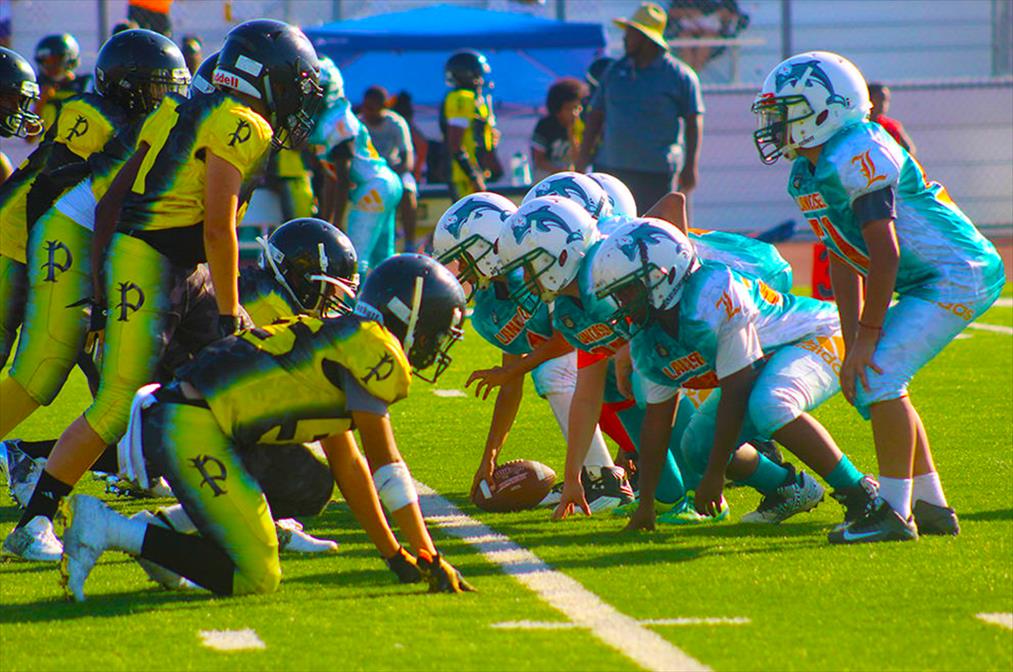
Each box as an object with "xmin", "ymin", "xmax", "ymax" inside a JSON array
[{"xmin": 576, "ymin": 2, "xmax": 704, "ymax": 213}]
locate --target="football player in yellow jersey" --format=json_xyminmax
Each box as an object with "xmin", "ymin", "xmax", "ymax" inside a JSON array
[
  {"xmin": 30, "ymin": 34, "xmax": 91, "ymax": 143},
  {"xmin": 0, "ymin": 31, "xmax": 190, "ymax": 443},
  {"xmin": 0, "ymin": 46, "xmax": 43, "ymax": 366},
  {"xmin": 440, "ymin": 50, "xmax": 502, "ymax": 200},
  {"xmin": 60, "ymin": 254, "xmax": 474, "ymax": 599},
  {"xmin": 3, "ymin": 20, "xmax": 323, "ymax": 562}
]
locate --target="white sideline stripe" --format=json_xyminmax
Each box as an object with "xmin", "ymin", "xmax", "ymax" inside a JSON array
[
  {"xmin": 968, "ymin": 322, "xmax": 1013, "ymax": 335},
  {"xmin": 976, "ymin": 613, "xmax": 1013, "ymax": 630},
  {"xmin": 416, "ymin": 482, "xmax": 709, "ymax": 672},
  {"xmin": 198, "ymin": 629, "xmax": 266, "ymax": 651},
  {"xmin": 993, "ymin": 298, "xmax": 1012, "ymax": 308},
  {"xmin": 493, "ymin": 617, "xmax": 750, "ymax": 630},
  {"xmin": 433, "ymin": 389, "xmax": 467, "ymax": 398}
]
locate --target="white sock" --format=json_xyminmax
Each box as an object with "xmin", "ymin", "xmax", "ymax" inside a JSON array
[
  {"xmin": 878, "ymin": 476, "xmax": 913, "ymax": 519},
  {"xmin": 913, "ymin": 472, "xmax": 948, "ymax": 508},
  {"xmin": 110, "ymin": 514, "xmax": 148, "ymax": 555},
  {"xmin": 157, "ymin": 504, "xmax": 197, "ymax": 534},
  {"xmin": 545, "ymin": 391, "xmax": 614, "ymax": 469}
]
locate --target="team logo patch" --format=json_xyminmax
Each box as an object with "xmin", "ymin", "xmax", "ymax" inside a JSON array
[
  {"xmin": 444, "ymin": 200, "xmax": 507, "ymax": 238},
  {"xmin": 512, "ymin": 204, "xmax": 582, "ymax": 244},
  {"xmin": 114, "ymin": 281, "xmax": 145, "ymax": 321},
  {"xmin": 42, "ymin": 240, "xmax": 72, "ymax": 282},
  {"xmin": 616, "ymin": 227, "xmax": 669, "ymax": 262},
  {"xmin": 534, "ymin": 177, "xmax": 599, "ymax": 217},
  {"xmin": 775, "ymin": 60, "xmax": 848, "ymax": 107},
  {"xmin": 851, "ymin": 150, "xmax": 887, "ymax": 189},
  {"xmin": 190, "ymin": 454, "xmax": 228, "ymax": 497},
  {"xmin": 228, "ymin": 119, "xmax": 252, "ymax": 147},
  {"xmin": 64, "ymin": 115, "xmax": 89, "ymax": 141},
  {"xmin": 655, "ymin": 343, "xmax": 669, "ymax": 358},
  {"xmin": 361, "ymin": 352, "xmax": 395, "ymax": 383},
  {"xmin": 560, "ymin": 316, "xmax": 576, "ymax": 330}
]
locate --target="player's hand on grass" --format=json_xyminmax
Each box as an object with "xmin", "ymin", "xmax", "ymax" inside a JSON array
[
  {"xmin": 466, "ymin": 365, "xmax": 516, "ymax": 400},
  {"xmin": 840, "ymin": 328, "xmax": 883, "ymax": 405},
  {"xmin": 624, "ymin": 502, "xmax": 656, "ymax": 532},
  {"xmin": 553, "ymin": 478, "xmax": 590, "ymax": 520},
  {"xmin": 418, "ymin": 551, "xmax": 475, "ymax": 593},
  {"xmin": 385, "ymin": 546, "xmax": 422, "ymax": 584},
  {"xmin": 470, "ymin": 459, "xmax": 496, "ymax": 501},
  {"xmin": 694, "ymin": 468, "xmax": 726, "ymax": 517}
]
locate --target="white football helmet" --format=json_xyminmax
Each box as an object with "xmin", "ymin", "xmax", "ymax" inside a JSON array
[
  {"xmin": 498, "ymin": 196, "xmax": 598, "ymax": 303},
  {"xmin": 589, "ymin": 172, "xmax": 637, "ymax": 235},
  {"xmin": 522, "ymin": 171, "xmax": 611, "ymax": 222},
  {"xmin": 588, "ymin": 218, "xmax": 698, "ymax": 338},
  {"xmin": 433, "ymin": 192, "xmax": 516, "ymax": 291},
  {"xmin": 751, "ymin": 51, "xmax": 870, "ymax": 164}
]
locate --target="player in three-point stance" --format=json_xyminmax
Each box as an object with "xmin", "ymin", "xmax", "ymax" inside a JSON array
[{"xmin": 752, "ymin": 51, "xmax": 1005, "ymax": 542}]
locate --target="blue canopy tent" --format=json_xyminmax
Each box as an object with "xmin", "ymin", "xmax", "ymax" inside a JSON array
[{"xmin": 304, "ymin": 5, "xmax": 606, "ymax": 108}]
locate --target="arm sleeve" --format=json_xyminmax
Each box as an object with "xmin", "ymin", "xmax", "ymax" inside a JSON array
[
  {"xmin": 709, "ymin": 274, "xmax": 763, "ymax": 379},
  {"xmin": 203, "ymin": 107, "xmax": 272, "ymax": 175},
  {"xmin": 837, "ymin": 140, "xmax": 901, "ymax": 204},
  {"xmin": 676, "ymin": 65, "xmax": 705, "ymax": 116},
  {"xmin": 531, "ymin": 117, "xmax": 551, "ymax": 152},
  {"xmin": 852, "ymin": 187, "xmax": 896, "ymax": 226},
  {"xmin": 394, "ymin": 115, "xmax": 414, "ymax": 169},
  {"xmin": 339, "ymin": 366, "xmax": 390, "ymax": 417}
]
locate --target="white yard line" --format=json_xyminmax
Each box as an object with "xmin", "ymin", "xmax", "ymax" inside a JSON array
[
  {"xmin": 493, "ymin": 617, "xmax": 750, "ymax": 630},
  {"xmin": 417, "ymin": 482, "xmax": 710, "ymax": 672},
  {"xmin": 198, "ymin": 629, "xmax": 266, "ymax": 651},
  {"xmin": 993, "ymin": 298, "xmax": 1012, "ymax": 308},
  {"xmin": 967, "ymin": 322, "xmax": 1013, "ymax": 335},
  {"xmin": 976, "ymin": 613, "xmax": 1013, "ymax": 630}
]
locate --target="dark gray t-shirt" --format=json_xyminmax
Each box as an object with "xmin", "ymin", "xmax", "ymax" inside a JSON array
[{"xmin": 590, "ymin": 53, "xmax": 704, "ymax": 174}]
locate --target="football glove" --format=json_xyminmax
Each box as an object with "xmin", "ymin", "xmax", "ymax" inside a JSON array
[
  {"xmin": 385, "ymin": 545, "xmax": 422, "ymax": 584},
  {"xmin": 217, "ymin": 314, "xmax": 241, "ymax": 339},
  {"xmin": 417, "ymin": 550, "xmax": 475, "ymax": 594}
]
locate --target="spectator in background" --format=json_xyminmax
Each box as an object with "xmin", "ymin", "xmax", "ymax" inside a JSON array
[
  {"xmin": 392, "ymin": 91, "xmax": 428, "ymax": 186},
  {"xmin": 128, "ymin": 0, "xmax": 172, "ymax": 37},
  {"xmin": 530, "ymin": 77, "xmax": 585, "ymax": 181},
  {"xmin": 576, "ymin": 2, "xmax": 704, "ymax": 213},
  {"xmin": 869, "ymin": 83, "xmax": 916, "ymax": 155},
  {"xmin": 666, "ymin": 0, "xmax": 749, "ymax": 72},
  {"xmin": 112, "ymin": 20, "xmax": 140, "ymax": 35},
  {"xmin": 0, "ymin": 0, "xmax": 11, "ymax": 48},
  {"xmin": 181, "ymin": 35, "xmax": 202, "ymax": 75},
  {"xmin": 31, "ymin": 33, "xmax": 90, "ymax": 142},
  {"xmin": 360, "ymin": 85, "xmax": 419, "ymax": 251}
]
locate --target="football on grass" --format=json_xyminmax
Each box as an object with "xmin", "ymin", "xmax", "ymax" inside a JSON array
[{"xmin": 472, "ymin": 460, "xmax": 556, "ymax": 512}]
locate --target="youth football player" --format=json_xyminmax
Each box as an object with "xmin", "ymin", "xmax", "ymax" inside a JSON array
[
  {"xmin": 752, "ymin": 51, "xmax": 1005, "ymax": 542},
  {"xmin": 440, "ymin": 50, "xmax": 501, "ymax": 199}
]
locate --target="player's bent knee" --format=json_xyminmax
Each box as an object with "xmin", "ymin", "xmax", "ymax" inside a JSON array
[
  {"xmin": 233, "ymin": 557, "xmax": 282, "ymax": 595},
  {"xmin": 373, "ymin": 461, "xmax": 418, "ymax": 512},
  {"xmin": 747, "ymin": 391, "xmax": 798, "ymax": 440}
]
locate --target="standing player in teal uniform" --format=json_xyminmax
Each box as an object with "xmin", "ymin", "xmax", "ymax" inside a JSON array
[
  {"xmin": 59, "ymin": 255, "xmax": 474, "ymax": 600},
  {"xmin": 752, "ymin": 51, "xmax": 1005, "ymax": 542},
  {"xmin": 311, "ymin": 59, "xmax": 402, "ymax": 276},
  {"xmin": 588, "ymin": 219, "xmax": 876, "ymax": 531},
  {"xmin": 432, "ymin": 192, "xmax": 621, "ymax": 507}
]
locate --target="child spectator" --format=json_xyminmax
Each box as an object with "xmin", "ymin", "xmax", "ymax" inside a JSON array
[{"xmin": 530, "ymin": 77, "xmax": 586, "ymax": 181}]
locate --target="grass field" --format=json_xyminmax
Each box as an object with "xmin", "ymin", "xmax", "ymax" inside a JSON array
[{"xmin": 1, "ymin": 288, "xmax": 1011, "ymax": 671}]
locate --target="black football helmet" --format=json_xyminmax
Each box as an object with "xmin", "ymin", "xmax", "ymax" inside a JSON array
[
  {"xmin": 0, "ymin": 47, "xmax": 43, "ymax": 138},
  {"xmin": 355, "ymin": 254, "xmax": 466, "ymax": 383},
  {"xmin": 213, "ymin": 19, "xmax": 323, "ymax": 150},
  {"xmin": 444, "ymin": 49, "xmax": 491, "ymax": 90},
  {"xmin": 95, "ymin": 30, "xmax": 190, "ymax": 114},
  {"xmin": 258, "ymin": 217, "xmax": 359, "ymax": 317},
  {"xmin": 34, "ymin": 33, "xmax": 80, "ymax": 72},
  {"xmin": 585, "ymin": 56, "xmax": 615, "ymax": 91},
  {"xmin": 188, "ymin": 50, "xmax": 218, "ymax": 98}
]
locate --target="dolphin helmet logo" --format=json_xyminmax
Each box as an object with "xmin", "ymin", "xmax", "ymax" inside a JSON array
[
  {"xmin": 512, "ymin": 204, "xmax": 583, "ymax": 244},
  {"xmin": 616, "ymin": 227, "xmax": 671, "ymax": 262},
  {"xmin": 775, "ymin": 59, "xmax": 848, "ymax": 107},
  {"xmin": 535, "ymin": 177, "xmax": 601, "ymax": 217},
  {"xmin": 445, "ymin": 200, "xmax": 508, "ymax": 238}
]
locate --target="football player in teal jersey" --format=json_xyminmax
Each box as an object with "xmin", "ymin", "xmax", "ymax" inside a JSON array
[
  {"xmin": 59, "ymin": 255, "xmax": 474, "ymax": 600},
  {"xmin": 753, "ymin": 52, "xmax": 1005, "ymax": 542},
  {"xmin": 589, "ymin": 218, "xmax": 876, "ymax": 532},
  {"xmin": 432, "ymin": 192, "xmax": 622, "ymax": 509}
]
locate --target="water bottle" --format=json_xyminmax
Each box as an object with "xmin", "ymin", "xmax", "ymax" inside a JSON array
[{"xmin": 510, "ymin": 151, "xmax": 532, "ymax": 187}]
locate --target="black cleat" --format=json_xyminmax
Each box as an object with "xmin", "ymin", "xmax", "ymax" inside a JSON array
[
  {"xmin": 830, "ymin": 475, "xmax": 879, "ymax": 530},
  {"xmin": 584, "ymin": 466, "xmax": 635, "ymax": 513},
  {"xmin": 828, "ymin": 497, "xmax": 918, "ymax": 545},
  {"xmin": 913, "ymin": 500, "xmax": 960, "ymax": 536}
]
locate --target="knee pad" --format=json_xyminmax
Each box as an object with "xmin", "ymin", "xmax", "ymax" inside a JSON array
[{"xmin": 372, "ymin": 461, "xmax": 418, "ymax": 513}]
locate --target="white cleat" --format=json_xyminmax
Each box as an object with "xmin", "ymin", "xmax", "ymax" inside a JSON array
[
  {"xmin": 129, "ymin": 510, "xmax": 191, "ymax": 590},
  {"xmin": 276, "ymin": 518, "xmax": 339, "ymax": 554},
  {"xmin": 2, "ymin": 516, "xmax": 63, "ymax": 562},
  {"xmin": 741, "ymin": 469, "xmax": 825, "ymax": 524},
  {"xmin": 58, "ymin": 495, "xmax": 125, "ymax": 601},
  {"xmin": 0, "ymin": 440, "xmax": 45, "ymax": 508}
]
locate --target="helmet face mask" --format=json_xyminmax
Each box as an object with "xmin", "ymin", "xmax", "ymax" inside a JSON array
[
  {"xmin": 596, "ymin": 275, "xmax": 650, "ymax": 340},
  {"xmin": 0, "ymin": 48, "xmax": 42, "ymax": 138},
  {"xmin": 445, "ymin": 50, "xmax": 491, "ymax": 90},
  {"xmin": 751, "ymin": 93, "xmax": 814, "ymax": 164},
  {"xmin": 433, "ymin": 192, "xmax": 516, "ymax": 297}
]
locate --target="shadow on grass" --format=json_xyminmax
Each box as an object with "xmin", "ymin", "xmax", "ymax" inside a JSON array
[
  {"xmin": 0, "ymin": 587, "xmax": 216, "ymax": 625},
  {"xmin": 961, "ymin": 508, "xmax": 1013, "ymax": 523}
]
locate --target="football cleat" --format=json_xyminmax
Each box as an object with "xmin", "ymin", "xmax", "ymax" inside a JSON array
[
  {"xmin": 657, "ymin": 495, "xmax": 729, "ymax": 525},
  {"xmin": 741, "ymin": 469, "xmax": 825, "ymax": 524},
  {"xmin": 130, "ymin": 510, "xmax": 191, "ymax": 590},
  {"xmin": 385, "ymin": 545, "xmax": 422, "ymax": 584},
  {"xmin": 827, "ymin": 497, "xmax": 918, "ymax": 545},
  {"xmin": 276, "ymin": 518, "xmax": 339, "ymax": 554},
  {"xmin": 913, "ymin": 500, "xmax": 960, "ymax": 536},
  {"xmin": 584, "ymin": 466, "xmax": 635, "ymax": 513},
  {"xmin": 417, "ymin": 551, "xmax": 475, "ymax": 594},
  {"xmin": 2, "ymin": 515, "xmax": 62, "ymax": 562},
  {"xmin": 0, "ymin": 440, "xmax": 45, "ymax": 508},
  {"xmin": 59, "ymin": 495, "xmax": 127, "ymax": 601},
  {"xmin": 829, "ymin": 475, "xmax": 879, "ymax": 531},
  {"xmin": 538, "ymin": 481, "xmax": 565, "ymax": 508},
  {"xmin": 611, "ymin": 497, "xmax": 678, "ymax": 518}
]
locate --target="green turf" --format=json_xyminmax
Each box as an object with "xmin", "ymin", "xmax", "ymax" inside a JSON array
[{"xmin": 2, "ymin": 292, "xmax": 1011, "ymax": 671}]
